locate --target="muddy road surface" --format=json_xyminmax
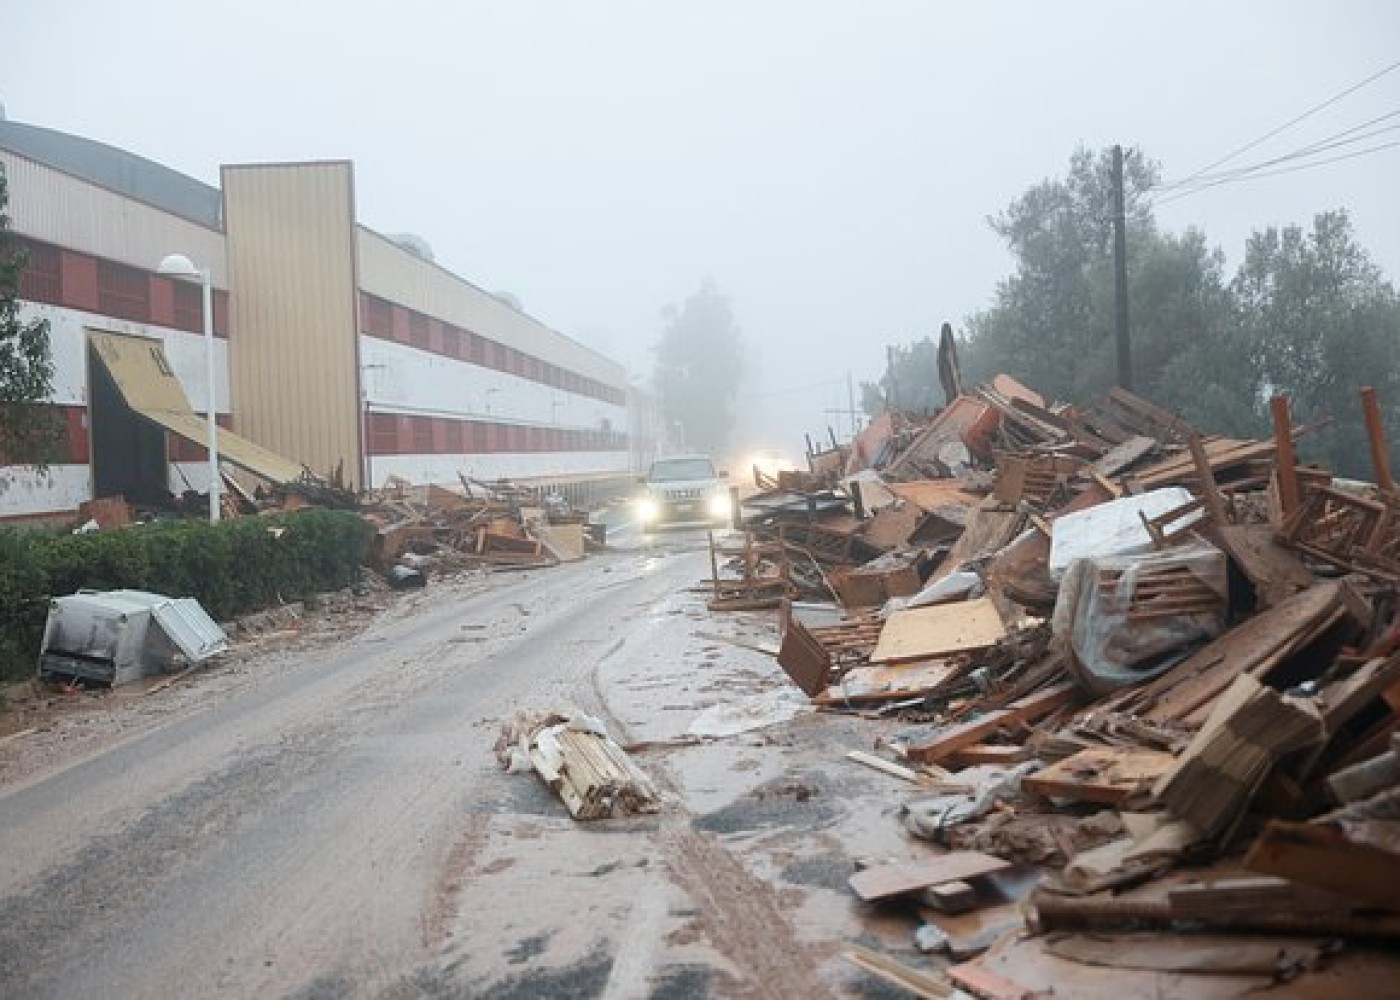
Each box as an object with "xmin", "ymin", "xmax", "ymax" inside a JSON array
[{"xmin": 0, "ymin": 528, "xmax": 913, "ymax": 999}]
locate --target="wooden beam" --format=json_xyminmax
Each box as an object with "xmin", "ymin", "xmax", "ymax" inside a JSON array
[
  {"xmin": 1187, "ymin": 432, "xmax": 1229, "ymax": 526},
  {"xmin": 905, "ymin": 683, "xmax": 1078, "ymax": 764},
  {"xmin": 845, "ymin": 945, "xmax": 954, "ymax": 999},
  {"xmin": 1361, "ymin": 386, "xmax": 1396, "ymax": 495},
  {"xmin": 1271, "ymin": 395, "xmax": 1301, "ymax": 519}
]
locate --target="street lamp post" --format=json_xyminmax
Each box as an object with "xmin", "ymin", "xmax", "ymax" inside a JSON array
[{"xmin": 157, "ymin": 253, "xmax": 220, "ymax": 522}]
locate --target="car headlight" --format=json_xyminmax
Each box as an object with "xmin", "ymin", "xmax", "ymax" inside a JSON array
[
  {"xmin": 638, "ymin": 498, "xmax": 659, "ymax": 522},
  {"xmin": 708, "ymin": 492, "xmax": 733, "ymax": 519}
]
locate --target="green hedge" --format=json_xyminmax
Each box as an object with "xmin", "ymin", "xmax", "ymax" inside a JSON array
[{"xmin": 0, "ymin": 509, "xmax": 374, "ymax": 682}]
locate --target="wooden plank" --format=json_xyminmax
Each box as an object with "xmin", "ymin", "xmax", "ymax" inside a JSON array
[
  {"xmin": 945, "ymin": 744, "xmax": 1035, "ymax": 767},
  {"xmin": 1091, "ymin": 435, "xmax": 1158, "ymax": 478},
  {"xmin": 869, "ymin": 597, "xmax": 1006, "ymax": 664},
  {"xmin": 1022, "ymin": 747, "xmax": 1175, "ymax": 805},
  {"xmin": 845, "ymin": 945, "xmax": 954, "ymax": 999},
  {"xmin": 1245, "ymin": 820, "xmax": 1400, "ymax": 912},
  {"xmin": 845, "ymin": 750, "xmax": 927, "ymax": 785},
  {"xmin": 816, "ymin": 659, "xmax": 964, "ymax": 704},
  {"xmin": 1215, "ymin": 524, "xmax": 1315, "ymax": 608},
  {"xmin": 1187, "ymin": 433, "xmax": 1230, "ymax": 526},
  {"xmin": 946, "ymin": 959, "xmax": 1041, "ymax": 1000},
  {"xmin": 849, "ymin": 851, "xmax": 1012, "ymax": 902},
  {"xmin": 1361, "ymin": 387, "xmax": 1396, "ymax": 494},
  {"xmin": 1131, "ymin": 581, "xmax": 1347, "ymax": 726},
  {"xmin": 905, "ymin": 683, "xmax": 1078, "ymax": 764},
  {"xmin": 1165, "ymin": 876, "xmax": 1309, "ymax": 918},
  {"xmin": 1271, "ymin": 395, "xmax": 1301, "ymax": 518},
  {"xmin": 775, "ymin": 616, "xmax": 831, "ymax": 697}
]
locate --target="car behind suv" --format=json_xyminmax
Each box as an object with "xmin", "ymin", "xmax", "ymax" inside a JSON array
[{"xmin": 637, "ymin": 455, "xmax": 733, "ymax": 529}]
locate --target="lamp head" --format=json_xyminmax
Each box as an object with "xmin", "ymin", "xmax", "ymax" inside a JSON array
[{"xmin": 157, "ymin": 253, "xmax": 200, "ymax": 279}]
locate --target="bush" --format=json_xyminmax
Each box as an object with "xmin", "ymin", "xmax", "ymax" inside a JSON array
[{"xmin": 0, "ymin": 510, "xmax": 374, "ymax": 681}]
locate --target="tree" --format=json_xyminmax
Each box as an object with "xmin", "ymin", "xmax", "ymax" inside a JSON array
[
  {"xmin": 0, "ymin": 163, "xmax": 61, "ymax": 466},
  {"xmin": 1234, "ymin": 210, "xmax": 1400, "ymax": 478},
  {"xmin": 962, "ymin": 146, "xmax": 1256, "ymax": 437},
  {"xmin": 860, "ymin": 336, "xmax": 943, "ymax": 416},
  {"xmin": 653, "ymin": 280, "xmax": 744, "ymax": 454},
  {"xmin": 962, "ymin": 146, "xmax": 1159, "ymax": 401}
]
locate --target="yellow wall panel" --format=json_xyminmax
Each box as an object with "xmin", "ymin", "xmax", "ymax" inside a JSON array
[{"xmin": 222, "ymin": 162, "xmax": 362, "ymax": 487}]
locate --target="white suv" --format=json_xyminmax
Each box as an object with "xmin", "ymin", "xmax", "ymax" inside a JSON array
[{"xmin": 638, "ymin": 455, "xmax": 733, "ymax": 528}]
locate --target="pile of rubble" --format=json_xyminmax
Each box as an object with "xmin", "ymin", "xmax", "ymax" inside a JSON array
[
  {"xmin": 711, "ymin": 377, "xmax": 1400, "ymax": 995},
  {"xmin": 362, "ymin": 475, "xmax": 601, "ymax": 586}
]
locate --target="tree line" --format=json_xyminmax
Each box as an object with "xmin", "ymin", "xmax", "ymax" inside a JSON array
[{"xmin": 868, "ymin": 146, "xmax": 1400, "ymax": 480}]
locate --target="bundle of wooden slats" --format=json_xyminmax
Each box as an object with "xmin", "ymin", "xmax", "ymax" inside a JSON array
[{"xmin": 529, "ymin": 717, "xmax": 660, "ymax": 820}]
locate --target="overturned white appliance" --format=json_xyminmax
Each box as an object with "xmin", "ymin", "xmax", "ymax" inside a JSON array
[{"xmin": 38, "ymin": 589, "xmax": 228, "ymax": 686}]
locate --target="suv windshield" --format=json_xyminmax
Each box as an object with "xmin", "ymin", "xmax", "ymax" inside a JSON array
[{"xmin": 648, "ymin": 458, "xmax": 717, "ymax": 482}]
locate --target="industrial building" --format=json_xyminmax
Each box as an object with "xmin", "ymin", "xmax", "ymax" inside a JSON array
[{"xmin": 0, "ymin": 118, "xmax": 650, "ymax": 521}]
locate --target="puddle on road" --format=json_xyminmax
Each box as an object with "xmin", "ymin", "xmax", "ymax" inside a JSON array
[{"xmin": 692, "ymin": 772, "xmax": 841, "ymax": 836}]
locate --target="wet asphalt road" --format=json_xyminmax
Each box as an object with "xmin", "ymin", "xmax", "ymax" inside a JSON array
[{"xmin": 0, "ymin": 523, "xmax": 903, "ymax": 999}]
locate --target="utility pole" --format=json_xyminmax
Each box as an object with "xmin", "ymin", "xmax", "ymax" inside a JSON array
[
  {"xmin": 885, "ymin": 345, "xmax": 899, "ymax": 412},
  {"xmin": 847, "ymin": 370, "xmax": 861, "ymax": 436},
  {"xmin": 1112, "ymin": 144, "xmax": 1132, "ymax": 390}
]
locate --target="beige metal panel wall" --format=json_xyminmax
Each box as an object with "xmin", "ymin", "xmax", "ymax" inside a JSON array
[
  {"xmin": 0, "ymin": 149, "xmax": 226, "ymax": 283},
  {"xmin": 222, "ymin": 162, "xmax": 362, "ymax": 487},
  {"xmin": 357, "ymin": 228, "xmax": 625, "ymax": 388}
]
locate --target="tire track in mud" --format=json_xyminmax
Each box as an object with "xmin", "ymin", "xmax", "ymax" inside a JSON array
[
  {"xmin": 585, "ymin": 607, "xmax": 828, "ymax": 1000},
  {"xmin": 656, "ymin": 818, "xmax": 827, "ymax": 999}
]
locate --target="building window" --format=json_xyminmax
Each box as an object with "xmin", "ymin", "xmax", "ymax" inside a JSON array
[
  {"xmin": 444, "ymin": 420, "xmax": 463, "ymax": 453},
  {"xmin": 97, "ymin": 260, "xmax": 150, "ymax": 322},
  {"xmin": 472, "ymin": 421, "xmax": 489, "ymax": 453},
  {"xmin": 172, "ymin": 280, "xmax": 203, "ymax": 333},
  {"xmin": 412, "ymin": 416, "xmax": 434, "ymax": 453},
  {"xmin": 368, "ymin": 413, "xmax": 399, "ymax": 454},
  {"xmin": 441, "ymin": 324, "xmax": 461, "ymax": 359},
  {"xmin": 362, "ymin": 294, "xmax": 394, "ymax": 338},
  {"xmin": 16, "ymin": 239, "xmax": 61, "ymax": 303},
  {"xmin": 409, "ymin": 312, "xmax": 430, "ymax": 350}
]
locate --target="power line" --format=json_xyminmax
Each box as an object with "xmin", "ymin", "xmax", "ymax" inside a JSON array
[
  {"xmin": 1154, "ymin": 108, "xmax": 1400, "ymax": 194},
  {"xmin": 1153, "ymin": 115, "xmax": 1400, "ymax": 197},
  {"xmin": 1154, "ymin": 137, "xmax": 1400, "ymax": 207},
  {"xmin": 1166, "ymin": 57, "xmax": 1400, "ymax": 191}
]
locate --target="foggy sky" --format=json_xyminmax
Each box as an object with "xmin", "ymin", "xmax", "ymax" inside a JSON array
[{"xmin": 4, "ymin": 1, "xmax": 1399, "ymax": 454}]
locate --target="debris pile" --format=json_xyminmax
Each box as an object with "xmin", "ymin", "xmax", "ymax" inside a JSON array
[
  {"xmin": 714, "ymin": 377, "xmax": 1400, "ymax": 994},
  {"xmin": 361, "ymin": 474, "xmax": 600, "ymax": 585}
]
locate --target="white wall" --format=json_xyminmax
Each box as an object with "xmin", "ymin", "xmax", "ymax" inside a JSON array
[
  {"xmin": 368, "ymin": 451, "xmax": 629, "ymax": 489},
  {"xmin": 0, "ymin": 465, "xmax": 90, "ymax": 518},
  {"xmin": 357, "ymin": 228, "xmax": 624, "ymax": 388},
  {"xmin": 1, "ymin": 149, "xmax": 226, "ymax": 283},
  {"xmin": 23, "ymin": 301, "xmax": 229, "ymax": 414},
  {"xmin": 0, "ymin": 304, "xmax": 230, "ymax": 520},
  {"xmin": 360, "ymin": 336, "xmax": 626, "ymax": 431}
]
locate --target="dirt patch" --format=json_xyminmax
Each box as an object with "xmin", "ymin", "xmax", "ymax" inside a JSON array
[
  {"xmin": 470, "ymin": 946, "xmax": 615, "ymax": 1000},
  {"xmin": 504, "ymin": 930, "xmax": 555, "ymax": 965},
  {"xmin": 646, "ymin": 963, "xmax": 719, "ymax": 999},
  {"xmin": 779, "ymin": 855, "xmax": 854, "ymax": 894}
]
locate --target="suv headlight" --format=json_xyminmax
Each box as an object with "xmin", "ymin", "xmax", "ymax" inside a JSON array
[
  {"xmin": 708, "ymin": 492, "xmax": 733, "ymax": 519},
  {"xmin": 638, "ymin": 497, "xmax": 659, "ymax": 522}
]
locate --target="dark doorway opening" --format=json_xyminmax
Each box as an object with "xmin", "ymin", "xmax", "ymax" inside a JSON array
[{"xmin": 88, "ymin": 341, "xmax": 168, "ymax": 505}]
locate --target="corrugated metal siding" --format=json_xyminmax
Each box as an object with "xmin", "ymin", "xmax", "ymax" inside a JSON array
[
  {"xmin": 0, "ymin": 150, "xmax": 226, "ymax": 284},
  {"xmin": 222, "ymin": 162, "xmax": 362, "ymax": 486},
  {"xmin": 357, "ymin": 228, "xmax": 625, "ymax": 388}
]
